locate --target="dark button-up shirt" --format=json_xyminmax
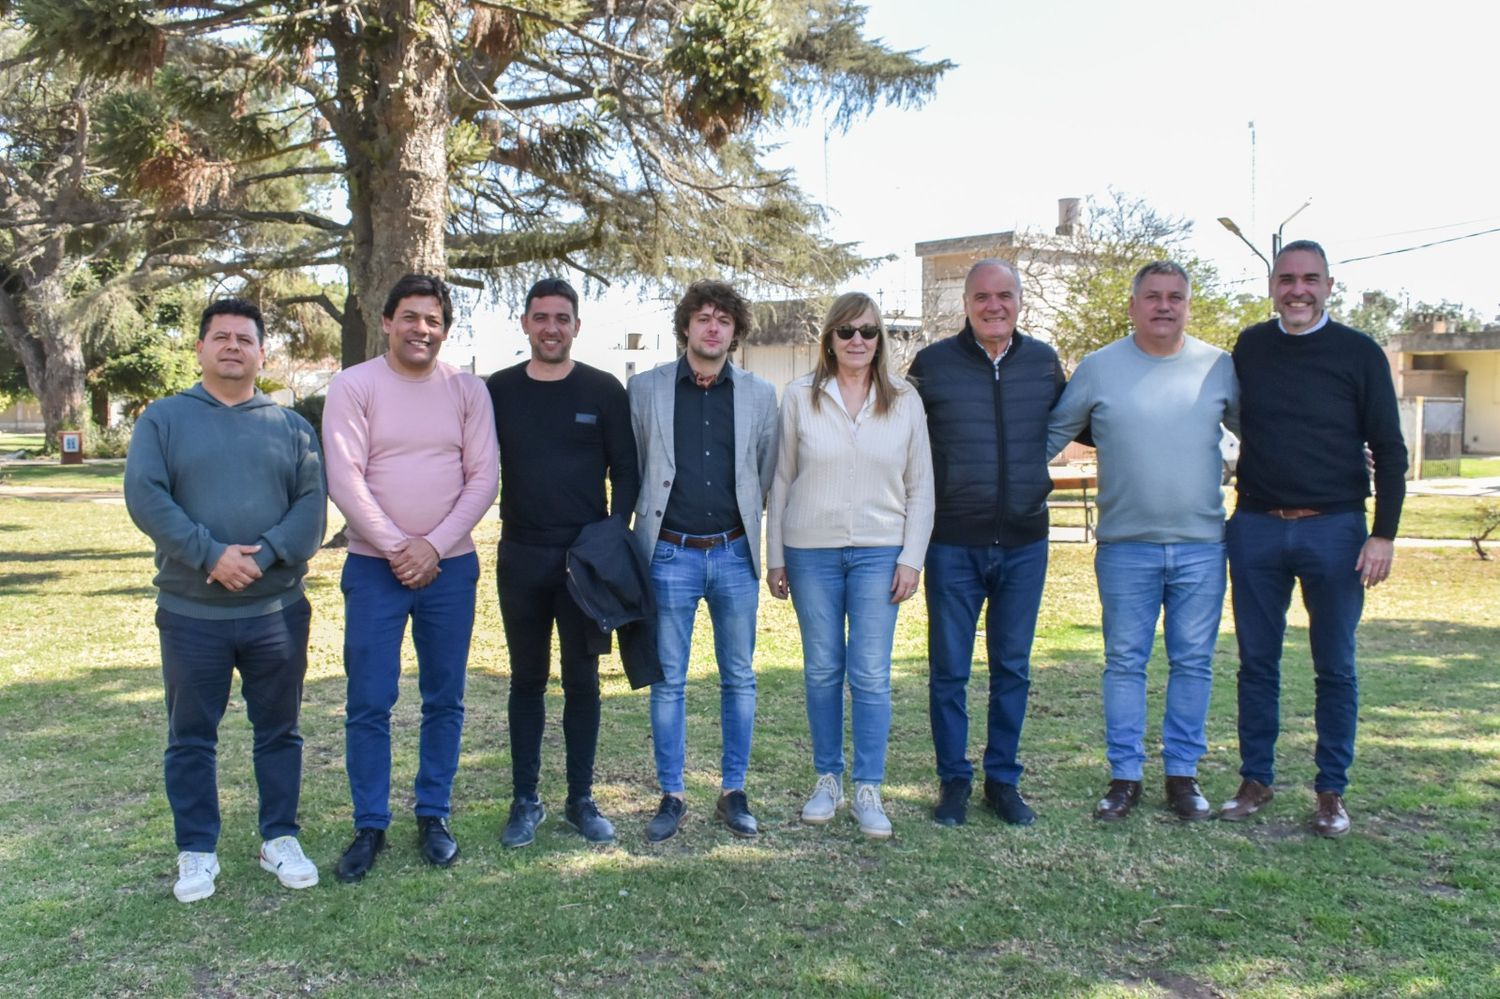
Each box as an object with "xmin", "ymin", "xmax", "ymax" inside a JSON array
[{"xmin": 662, "ymin": 357, "xmax": 740, "ymax": 535}]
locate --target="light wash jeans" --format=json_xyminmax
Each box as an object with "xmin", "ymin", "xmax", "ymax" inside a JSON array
[
  {"xmin": 649, "ymin": 534, "xmax": 759, "ymax": 793},
  {"xmin": 1095, "ymin": 541, "xmax": 1225, "ymax": 781},
  {"xmin": 784, "ymin": 546, "xmax": 903, "ymax": 785}
]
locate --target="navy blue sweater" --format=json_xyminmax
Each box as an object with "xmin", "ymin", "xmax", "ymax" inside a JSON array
[{"xmin": 1232, "ymin": 318, "xmax": 1407, "ymax": 538}]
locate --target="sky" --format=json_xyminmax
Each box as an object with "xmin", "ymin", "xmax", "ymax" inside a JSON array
[{"xmin": 454, "ymin": 0, "xmax": 1500, "ymax": 371}]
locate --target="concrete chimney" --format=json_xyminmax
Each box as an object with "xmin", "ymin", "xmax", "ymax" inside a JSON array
[{"xmin": 1056, "ymin": 197, "xmax": 1081, "ymax": 236}]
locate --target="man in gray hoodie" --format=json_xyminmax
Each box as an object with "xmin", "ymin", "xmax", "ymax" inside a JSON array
[{"xmin": 125, "ymin": 298, "xmax": 326, "ymax": 903}]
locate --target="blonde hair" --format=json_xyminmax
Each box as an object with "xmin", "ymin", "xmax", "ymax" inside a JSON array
[{"xmin": 810, "ymin": 292, "xmax": 898, "ymax": 417}]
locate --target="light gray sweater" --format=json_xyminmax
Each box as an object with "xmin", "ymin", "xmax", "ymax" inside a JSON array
[{"xmin": 1047, "ymin": 335, "xmax": 1238, "ymax": 544}]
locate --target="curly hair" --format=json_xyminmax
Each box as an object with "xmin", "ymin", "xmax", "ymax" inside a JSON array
[{"xmin": 673, "ymin": 280, "xmax": 751, "ymax": 353}]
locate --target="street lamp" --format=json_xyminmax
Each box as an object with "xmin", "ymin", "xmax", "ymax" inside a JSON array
[
  {"xmin": 1218, "ymin": 216, "xmax": 1271, "ymax": 275},
  {"xmin": 1273, "ymin": 199, "xmax": 1312, "ymax": 258}
]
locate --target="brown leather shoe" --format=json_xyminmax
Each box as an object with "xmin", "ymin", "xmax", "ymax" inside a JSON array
[
  {"xmin": 1311, "ymin": 791, "xmax": 1350, "ymax": 838},
  {"xmin": 1165, "ymin": 776, "xmax": 1211, "ymax": 821},
  {"xmin": 1219, "ymin": 779, "xmax": 1274, "ymax": 821},
  {"xmin": 1093, "ymin": 779, "xmax": 1141, "ymax": 821}
]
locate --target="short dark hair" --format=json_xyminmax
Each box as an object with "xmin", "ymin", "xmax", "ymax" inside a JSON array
[
  {"xmin": 198, "ymin": 298, "xmax": 265, "ymax": 343},
  {"xmin": 524, "ymin": 277, "xmax": 579, "ymax": 316},
  {"xmin": 1131, "ymin": 260, "xmax": 1192, "ymax": 298},
  {"xmin": 1274, "ymin": 239, "xmax": 1329, "ymax": 272},
  {"xmin": 382, "ymin": 274, "xmax": 453, "ymax": 330},
  {"xmin": 673, "ymin": 280, "xmax": 751, "ymax": 352}
]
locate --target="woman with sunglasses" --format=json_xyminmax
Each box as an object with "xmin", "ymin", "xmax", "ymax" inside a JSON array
[{"xmin": 766, "ymin": 292, "xmax": 935, "ymax": 839}]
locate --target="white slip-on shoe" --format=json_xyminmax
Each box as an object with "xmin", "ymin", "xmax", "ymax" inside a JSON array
[
  {"xmin": 259, "ymin": 836, "xmax": 320, "ymax": 889},
  {"xmin": 851, "ymin": 783, "xmax": 893, "ymax": 840},
  {"xmin": 174, "ymin": 851, "xmax": 220, "ymax": 903},
  {"xmin": 800, "ymin": 773, "xmax": 844, "ymax": 825}
]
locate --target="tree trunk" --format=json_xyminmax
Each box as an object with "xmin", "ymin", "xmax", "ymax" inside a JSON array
[
  {"xmin": 0, "ymin": 281, "xmax": 86, "ymax": 445},
  {"xmin": 336, "ymin": 1, "xmax": 455, "ymax": 365}
]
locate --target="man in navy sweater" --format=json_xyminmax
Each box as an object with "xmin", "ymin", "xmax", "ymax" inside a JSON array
[{"xmin": 1221, "ymin": 240, "xmax": 1407, "ymax": 837}]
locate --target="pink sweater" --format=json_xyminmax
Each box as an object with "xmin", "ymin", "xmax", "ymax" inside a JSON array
[{"xmin": 324, "ymin": 356, "xmax": 498, "ymax": 560}]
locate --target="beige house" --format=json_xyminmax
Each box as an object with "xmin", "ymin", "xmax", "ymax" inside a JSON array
[{"xmin": 1386, "ymin": 325, "xmax": 1500, "ymax": 455}]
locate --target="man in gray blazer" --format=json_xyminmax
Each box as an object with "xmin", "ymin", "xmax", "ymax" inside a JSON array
[{"xmin": 628, "ymin": 280, "xmax": 779, "ymax": 842}]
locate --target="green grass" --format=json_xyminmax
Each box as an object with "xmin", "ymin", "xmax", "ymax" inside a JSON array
[
  {"xmin": 1, "ymin": 497, "xmax": 1498, "ymax": 997},
  {"xmin": 0, "ymin": 431, "xmax": 43, "ymax": 453},
  {"xmin": 1459, "ymin": 457, "xmax": 1500, "ymax": 478},
  {"xmin": 1395, "ymin": 495, "xmax": 1496, "ymax": 540},
  {"xmin": 0, "ymin": 460, "xmax": 126, "ymax": 490}
]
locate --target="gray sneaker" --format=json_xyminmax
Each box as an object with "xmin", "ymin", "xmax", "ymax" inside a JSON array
[
  {"xmin": 500, "ymin": 797, "xmax": 546, "ymax": 848},
  {"xmin": 800, "ymin": 773, "xmax": 843, "ymax": 825},
  {"xmin": 851, "ymin": 783, "xmax": 892, "ymax": 840}
]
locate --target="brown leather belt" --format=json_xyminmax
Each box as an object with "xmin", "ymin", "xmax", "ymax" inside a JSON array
[
  {"xmin": 658, "ymin": 526, "xmax": 746, "ymax": 549},
  {"xmin": 1266, "ymin": 508, "xmax": 1322, "ymax": 520}
]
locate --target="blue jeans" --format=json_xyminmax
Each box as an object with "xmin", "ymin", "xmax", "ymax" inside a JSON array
[
  {"xmin": 342, "ymin": 552, "xmax": 479, "ymax": 829},
  {"xmin": 1227, "ymin": 511, "xmax": 1366, "ymax": 794},
  {"xmin": 785, "ymin": 546, "xmax": 903, "ymax": 785},
  {"xmin": 925, "ymin": 538, "xmax": 1048, "ymax": 785},
  {"xmin": 1095, "ymin": 541, "xmax": 1225, "ymax": 781},
  {"xmin": 157, "ymin": 599, "xmax": 311, "ymax": 852},
  {"xmin": 649, "ymin": 534, "xmax": 759, "ymax": 793}
]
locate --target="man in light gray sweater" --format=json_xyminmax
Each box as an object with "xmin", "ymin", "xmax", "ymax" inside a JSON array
[{"xmin": 1046, "ymin": 261, "xmax": 1238, "ymax": 823}]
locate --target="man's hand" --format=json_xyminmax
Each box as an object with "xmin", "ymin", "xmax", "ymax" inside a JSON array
[
  {"xmin": 766, "ymin": 567, "xmax": 789, "ymax": 600},
  {"xmin": 390, "ymin": 537, "xmax": 441, "ymax": 590},
  {"xmin": 1355, "ymin": 536, "xmax": 1395, "ymax": 588},
  {"xmin": 207, "ymin": 544, "xmax": 264, "ymax": 591},
  {"xmin": 890, "ymin": 565, "xmax": 920, "ymax": 604}
]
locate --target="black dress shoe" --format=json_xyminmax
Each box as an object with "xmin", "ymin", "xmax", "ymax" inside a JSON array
[
  {"xmin": 335, "ymin": 828, "xmax": 386, "ymax": 883},
  {"xmin": 933, "ymin": 777, "xmax": 971, "ymax": 827},
  {"xmin": 1165, "ymin": 776, "xmax": 1211, "ymax": 822},
  {"xmin": 983, "ymin": 777, "xmax": 1037, "ymax": 826},
  {"xmin": 645, "ymin": 795, "xmax": 687, "ymax": 843},
  {"xmin": 714, "ymin": 790, "xmax": 759, "ymax": 839},
  {"xmin": 1094, "ymin": 779, "xmax": 1142, "ymax": 821},
  {"xmin": 417, "ymin": 815, "xmax": 459, "ymax": 867}
]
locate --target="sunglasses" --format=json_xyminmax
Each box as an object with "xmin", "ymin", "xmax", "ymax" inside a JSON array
[{"xmin": 834, "ymin": 325, "xmax": 880, "ymax": 341}]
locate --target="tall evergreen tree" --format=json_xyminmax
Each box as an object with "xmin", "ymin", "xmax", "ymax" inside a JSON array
[{"xmin": 12, "ymin": 1, "xmax": 949, "ymax": 365}]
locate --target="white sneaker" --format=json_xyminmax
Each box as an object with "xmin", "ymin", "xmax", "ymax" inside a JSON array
[
  {"xmin": 174, "ymin": 851, "xmax": 220, "ymax": 903},
  {"xmin": 801, "ymin": 773, "xmax": 844, "ymax": 825},
  {"xmin": 851, "ymin": 784, "xmax": 892, "ymax": 840},
  {"xmin": 259, "ymin": 836, "xmax": 319, "ymax": 889}
]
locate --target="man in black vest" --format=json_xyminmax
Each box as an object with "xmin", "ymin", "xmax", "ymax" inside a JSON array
[
  {"xmin": 1220, "ymin": 240, "xmax": 1406, "ymax": 837},
  {"xmin": 908, "ymin": 259, "xmax": 1066, "ymax": 827}
]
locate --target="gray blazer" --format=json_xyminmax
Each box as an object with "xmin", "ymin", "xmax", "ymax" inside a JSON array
[{"xmin": 627, "ymin": 359, "xmax": 779, "ymax": 578}]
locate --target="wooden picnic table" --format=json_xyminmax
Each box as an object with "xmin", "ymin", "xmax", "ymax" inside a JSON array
[{"xmin": 1049, "ymin": 466, "xmax": 1098, "ymax": 542}]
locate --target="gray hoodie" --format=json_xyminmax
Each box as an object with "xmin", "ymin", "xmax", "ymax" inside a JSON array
[{"xmin": 125, "ymin": 384, "xmax": 326, "ymax": 619}]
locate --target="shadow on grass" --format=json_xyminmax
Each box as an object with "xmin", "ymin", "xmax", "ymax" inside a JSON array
[
  {"xmin": 1, "ymin": 612, "xmax": 1497, "ymax": 997},
  {"xmin": 0, "ymin": 547, "xmax": 153, "ymax": 563},
  {"xmin": 0, "ymin": 570, "xmax": 64, "ymax": 594}
]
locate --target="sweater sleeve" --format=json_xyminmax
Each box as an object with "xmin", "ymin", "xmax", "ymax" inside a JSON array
[
  {"xmin": 1362, "ymin": 345, "xmax": 1408, "ymax": 538},
  {"xmin": 252, "ymin": 411, "xmax": 328, "ymax": 570},
  {"xmin": 422, "ymin": 378, "xmax": 499, "ymax": 557},
  {"xmin": 603, "ymin": 375, "xmax": 641, "ymax": 522},
  {"xmin": 765, "ymin": 388, "xmax": 801, "ymax": 570},
  {"xmin": 124, "ymin": 406, "xmax": 225, "ymax": 572},
  {"xmin": 1046, "ymin": 358, "xmax": 1094, "ymax": 460},
  {"xmin": 897, "ymin": 392, "xmax": 935, "ymax": 569},
  {"xmin": 323, "ymin": 372, "xmax": 408, "ymax": 556}
]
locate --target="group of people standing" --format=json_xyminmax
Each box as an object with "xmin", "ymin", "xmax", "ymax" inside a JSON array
[{"xmin": 124, "ymin": 238, "xmax": 1405, "ymax": 904}]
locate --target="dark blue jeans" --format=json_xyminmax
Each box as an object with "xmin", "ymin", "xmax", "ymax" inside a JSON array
[
  {"xmin": 925, "ymin": 538, "xmax": 1049, "ymax": 785},
  {"xmin": 157, "ymin": 599, "xmax": 311, "ymax": 852},
  {"xmin": 342, "ymin": 552, "xmax": 479, "ymax": 829},
  {"xmin": 1226, "ymin": 511, "xmax": 1366, "ymax": 794}
]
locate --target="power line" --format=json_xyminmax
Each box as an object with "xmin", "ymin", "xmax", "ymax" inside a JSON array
[
  {"xmin": 1337, "ymin": 226, "xmax": 1500, "ymax": 265},
  {"xmin": 1342, "ymin": 214, "xmax": 1500, "ymax": 243}
]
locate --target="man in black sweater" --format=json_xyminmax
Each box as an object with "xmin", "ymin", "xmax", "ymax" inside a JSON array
[
  {"xmin": 1221, "ymin": 240, "xmax": 1407, "ymax": 838},
  {"xmin": 907, "ymin": 259, "xmax": 1066, "ymax": 828},
  {"xmin": 487, "ymin": 278, "xmax": 640, "ymax": 848}
]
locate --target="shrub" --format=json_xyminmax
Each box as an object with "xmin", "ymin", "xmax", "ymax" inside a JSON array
[{"xmin": 89, "ymin": 418, "xmax": 135, "ymax": 459}]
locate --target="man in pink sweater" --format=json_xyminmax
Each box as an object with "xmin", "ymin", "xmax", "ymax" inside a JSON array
[{"xmin": 322, "ymin": 274, "xmax": 498, "ymax": 882}]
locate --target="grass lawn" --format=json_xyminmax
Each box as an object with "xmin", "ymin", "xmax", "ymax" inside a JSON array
[
  {"xmin": 0, "ymin": 431, "xmax": 43, "ymax": 452},
  {"xmin": 1460, "ymin": 457, "xmax": 1500, "ymax": 478},
  {"xmin": 0, "ymin": 459, "xmax": 126, "ymax": 490},
  {"xmin": 1, "ymin": 496, "xmax": 1496, "ymax": 997}
]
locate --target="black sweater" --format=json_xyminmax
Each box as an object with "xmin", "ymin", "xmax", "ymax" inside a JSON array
[
  {"xmin": 908, "ymin": 326, "xmax": 1066, "ymax": 547},
  {"xmin": 487, "ymin": 361, "xmax": 640, "ymax": 546},
  {"xmin": 1232, "ymin": 318, "xmax": 1407, "ymax": 538}
]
